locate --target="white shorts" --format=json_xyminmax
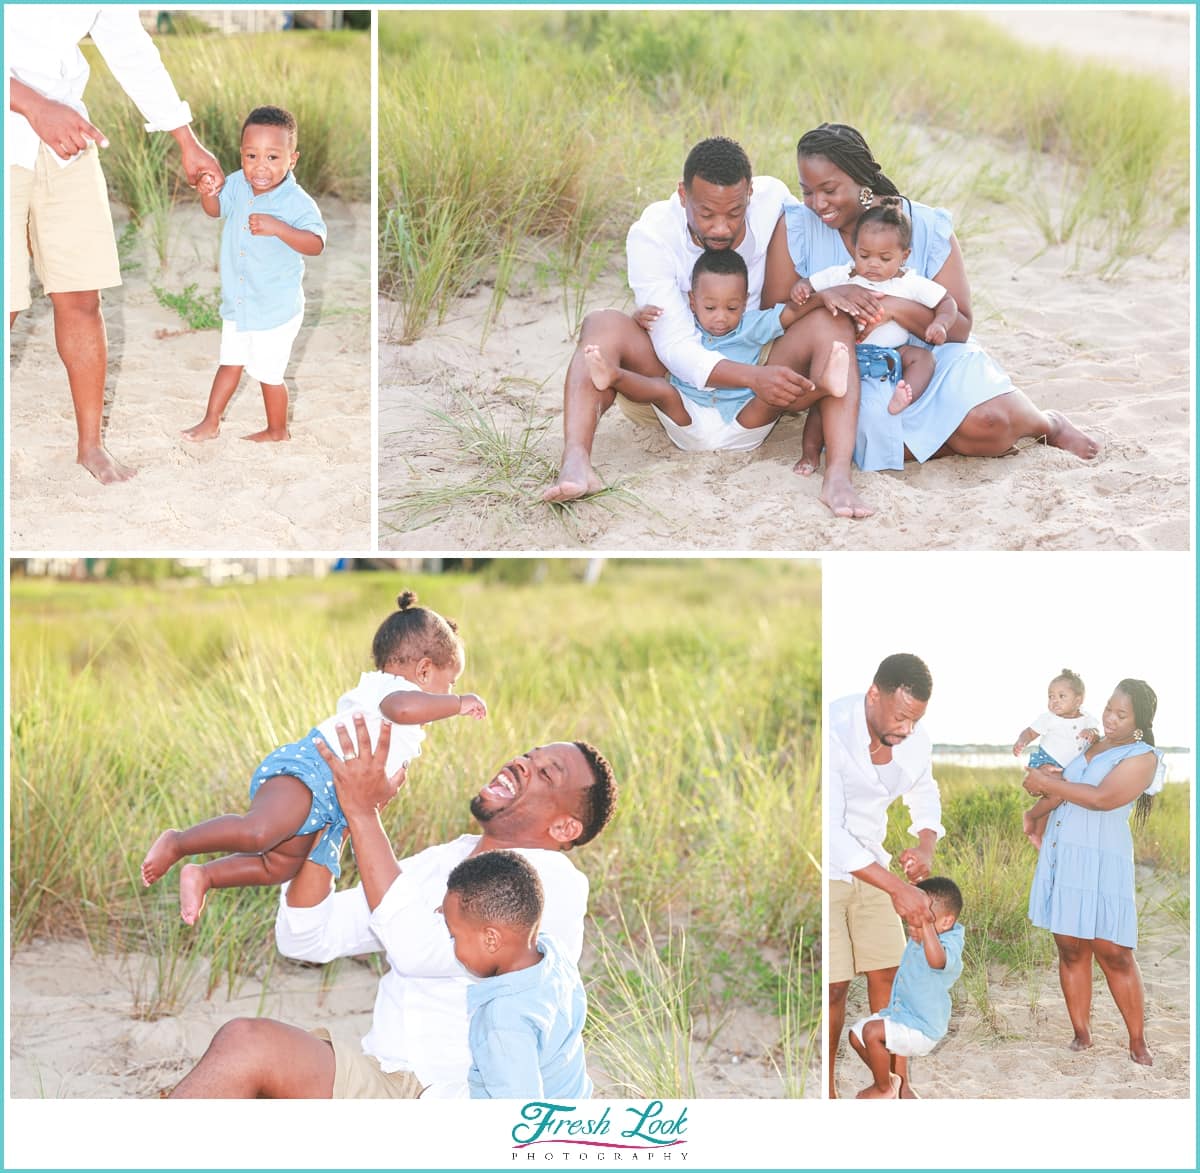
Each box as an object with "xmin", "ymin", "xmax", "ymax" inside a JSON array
[
  {"xmin": 849, "ymin": 1013, "xmax": 938, "ymax": 1058},
  {"xmin": 652, "ymin": 398, "xmax": 776, "ymax": 453},
  {"xmin": 219, "ymin": 309, "xmax": 304, "ymax": 384}
]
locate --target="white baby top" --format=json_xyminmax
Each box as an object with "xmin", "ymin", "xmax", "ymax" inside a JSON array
[
  {"xmin": 314, "ymin": 671, "xmax": 426, "ymax": 778},
  {"xmin": 808, "ymin": 263, "xmax": 947, "ymax": 348}
]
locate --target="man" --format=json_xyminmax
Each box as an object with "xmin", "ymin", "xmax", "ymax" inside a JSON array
[
  {"xmin": 542, "ymin": 135, "xmax": 872, "ymax": 519},
  {"xmin": 170, "ymin": 717, "xmax": 618, "ymax": 1098},
  {"xmin": 827, "ymin": 652, "xmax": 944, "ymax": 1098},
  {"xmin": 7, "ymin": 6, "xmax": 222, "ymax": 483}
]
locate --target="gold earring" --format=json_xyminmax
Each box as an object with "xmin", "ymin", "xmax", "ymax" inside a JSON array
[{"xmin": 859, "ymin": 187, "xmax": 874, "ymax": 208}]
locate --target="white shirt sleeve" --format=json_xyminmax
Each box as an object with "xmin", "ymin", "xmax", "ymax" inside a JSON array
[
  {"xmin": 368, "ymin": 871, "xmax": 464, "ymax": 978},
  {"xmin": 275, "ymin": 881, "xmax": 380, "ymax": 963},
  {"xmin": 895, "ymin": 270, "xmax": 949, "ymax": 309},
  {"xmin": 828, "ymin": 732, "xmax": 878, "ymax": 876},
  {"xmin": 902, "ymin": 759, "xmax": 946, "ymax": 842},
  {"xmin": 88, "ymin": 8, "xmax": 192, "ymax": 132},
  {"xmin": 809, "ymin": 264, "xmax": 852, "ymax": 293}
]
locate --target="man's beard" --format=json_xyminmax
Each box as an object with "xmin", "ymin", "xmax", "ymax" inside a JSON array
[{"xmin": 469, "ymin": 794, "xmax": 495, "ymax": 823}]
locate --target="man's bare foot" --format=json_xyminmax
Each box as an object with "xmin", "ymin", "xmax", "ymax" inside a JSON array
[
  {"xmin": 543, "ymin": 446, "xmax": 604, "ymax": 503},
  {"xmin": 1044, "ymin": 410, "xmax": 1100, "ymax": 460},
  {"xmin": 856, "ymin": 1074, "xmax": 900, "ymax": 1099},
  {"xmin": 887, "ymin": 379, "xmax": 913, "ymax": 415},
  {"xmin": 179, "ymin": 864, "xmax": 211, "ymax": 925},
  {"xmin": 819, "ymin": 470, "xmax": 874, "ymax": 519},
  {"xmin": 582, "ymin": 344, "xmax": 619, "ymax": 393},
  {"xmin": 1129, "ymin": 1041, "xmax": 1153, "ymax": 1066},
  {"xmin": 820, "ymin": 340, "xmax": 850, "ymax": 399},
  {"xmin": 1068, "ymin": 1032, "xmax": 1093, "ymax": 1052},
  {"xmin": 242, "ymin": 428, "xmax": 290, "ymax": 442},
  {"xmin": 78, "ymin": 444, "xmax": 136, "ymax": 484},
  {"xmin": 141, "ymin": 830, "xmax": 182, "ymax": 886},
  {"xmin": 182, "ymin": 420, "xmax": 221, "ymax": 441}
]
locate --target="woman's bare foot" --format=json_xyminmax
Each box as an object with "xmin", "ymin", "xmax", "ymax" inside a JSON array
[
  {"xmin": 141, "ymin": 830, "xmax": 182, "ymax": 886},
  {"xmin": 78, "ymin": 444, "xmax": 136, "ymax": 483},
  {"xmin": 182, "ymin": 420, "xmax": 221, "ymax": 441},
  {"xmin": 179, "ymin": 864, "xmax": 212, "ymax": 925},
  {"xmin": 1044, "ymin": 410, "xmax": 1101, "ymax": 460},
  {"xmin": 543, "ymin": 444, "xmax": 604, "ymax": 503},
  {"xmin": 856, "ymin": 1074, "xmax": 901, "ymax": 1099},
  {"xmin": 1129, "ymin": 1040, "xmax": 1153, "ymax": 1066},
  {"xmin": 582, "ymin": 344, "xmax": 619, "ymax": 392},
  {"xmin": 819, "ymin": 470, "xmax": 874, "ymax": 519},
  {"xmin": 1068, "ymin": 1032, "xmax": 1093, "ymax": 1052},
  {"xmin": 820, "ymin": 340, "xmax": 850, "ymax": 399},
  {"xmin": 242, "ymin": 428, "xmax": 290, "ymax": 442},
  {"xmin": 888, "ymin": 379, "xmax": 913, "ymax": 415}
]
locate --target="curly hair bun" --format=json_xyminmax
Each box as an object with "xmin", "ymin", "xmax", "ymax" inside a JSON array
[{"xmin": 396, "ymin": 590, "xmax": 418, "ymax": 610}]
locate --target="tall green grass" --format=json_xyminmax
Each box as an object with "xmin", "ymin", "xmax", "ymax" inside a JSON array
[
  {"xmin": 379, "ymin": 10, "xmax": 1188, "ymax": 341},
  {"xmin": 9, "ymin": 561, "xmax": 820, "ymax": 1093}
]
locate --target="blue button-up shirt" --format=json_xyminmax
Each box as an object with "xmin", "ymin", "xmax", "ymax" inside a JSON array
[
  {"xmin": 880, "ymin": 922, "xmax": 965, "ymax": 1042},
  {"xmin": 217, "ymin": 170, "xmax": 326, "ymax": 331}
]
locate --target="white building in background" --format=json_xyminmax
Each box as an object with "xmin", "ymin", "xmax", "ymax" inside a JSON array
[{"xmin": 140, "ymin": 11, "xmax": 352, "ymax": 36}]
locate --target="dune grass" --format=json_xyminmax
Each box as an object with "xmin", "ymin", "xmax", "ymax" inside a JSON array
[
  {"xmin": 81, "ymin": 29, "xmax": 369, "ymax": 266},
  {"xmin": 9, "ymin": 560, "xmax": 820, "ymax": 1095},
  {"xmin": 379, "ymin": 9, "xmax": 1188, "ymax": 342}
]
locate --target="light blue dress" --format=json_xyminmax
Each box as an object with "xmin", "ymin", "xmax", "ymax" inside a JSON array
[
  {"xmin": 1027, "ymin": 742, "xmax": 1161, "ymax": 949},
  {"xmin": 785, "ymin": 200, "xmax": 1014, "ymax": 471}
]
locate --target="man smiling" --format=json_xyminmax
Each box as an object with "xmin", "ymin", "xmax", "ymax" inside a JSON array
[{"xmin": 170, "ymin": 719, "xmax": 617, "ymax": 1098}]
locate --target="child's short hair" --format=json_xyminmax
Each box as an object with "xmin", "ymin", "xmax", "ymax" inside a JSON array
[
  {"xmin": 372, "ymin": 590, "xmax": 464, "ymax": 672},
  {"xmin": 242, "ymin": 105, "xmax": 298, "ymax": 146},
  {"xmin": 446, "ymin": 850, "xmax": 544, "ymax": 929},
  {"xmin": 691, "ymin": 248, "xmax": 749, "ymax": 292},
  {"xmin": 854, "ymin": 196, "xmax": 912, "ymax": 249},
  {"xmin": 918, "ymin": 876, "xmax": 963, "ymax": 919},
  {"xmin": 1051, "ymin": 668, "xmax": 1085, "ymax": 696}
]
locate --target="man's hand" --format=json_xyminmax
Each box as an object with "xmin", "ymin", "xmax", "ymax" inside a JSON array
[
  {"xmin": 314, "ymin": 715, "xmax": 406, "ymax": 821},
  {"xmin": 171, "ymin": 126, "xmax": 223, "ymax": 192},
  {"xmin": 248, "ymin": 213, "xmax": 285, "ymax": 238},
  {"xmin": 898, "ymin": 843, "xmax": 934, "ymax": 883},
  {"xmin": 750, "ymin": 364, "xmax": 816, "ymax": 409},
  {"xmin": 891, "ymin": 882, "xmax": 934, "ymax": 928},
  {"xmin": 457, "ymin": 693, "xmax": 488, "ymax": 720},
  {"xmin": 20, "ymin": 91, "xmax": 108, "ymax": 159}
]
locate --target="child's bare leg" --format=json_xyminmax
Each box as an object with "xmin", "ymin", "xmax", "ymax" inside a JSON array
[
  {"xmin": 850, "ymin": 1019, "xmax": 899, "ymax": 1098},
  {"xmin": 1023, "ymin": 809, "xmax": 1048, "ymax": 849},
  {"xmin": 243, "ymin": 381, "xmax": 290, "ymax": 442},
  {"xmin": 896, "ymin": 346, "xmax": 934, "ymax": 406},
  {"xmin": 141, "ymin": 775, "xmax": 314, "ymax": 885},
  {"xmin": 582, "ymin": 344, "xmax": 692, "ymax": 426},
  {"xmin": 794, "ymin": 403, "xmax": 825, "ymax": 476},
  {"xmin": 735, "ymin": 397, "xmax": 784, "ymax": 430},
  {"xmin": 179, "ymin": 834, "xmax": 315, "ymax": 924},
  {"xmin": 183, "ymin": 364, "xmax": 243, "ymax": 440}
]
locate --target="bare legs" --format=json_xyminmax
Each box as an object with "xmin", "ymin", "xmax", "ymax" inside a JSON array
[
  {"xmin": 828, "ymin": 965, "xmax": 913, "ymax": 1098},
  {"xmin": 827, "ymin": 980, "xmax": 849, "ymax": 1098},
  {"xmin": 847, "ymin": 1018, "xmax": 901, "ymax": 1098},
  {"xmin": 1054, "ymin": 932, "xmax": 1151, "ymax": 1064},
  {"xmin": 169, "ymin": 1017, "xmax": 336, "ymax": 1098},
  {"xmin": 945, "ymin": 392, "xmax": 1100, "ymax": 460},
  {"xmin": 47, "ymin": 290, "xmax": 135, "ymax": 483},
  {"xmin": 183, "ymin": 364, "xmax": 290, "ymax": 442}
]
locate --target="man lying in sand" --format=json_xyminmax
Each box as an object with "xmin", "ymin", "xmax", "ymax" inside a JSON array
[
  {"xmin": 543, "ymin": 135, "xmax": 872, "ymax": 519},
  {"xmin": 847, "ymin": 877, "xmax": 965, "ymax": 1098},
  {"xmin": 7, "ymin": 6, "xmax": 222, "ymax": 483},
  {"xmin": 169, "ymin": 718, "xmax": 617, "ymax": 1098}
]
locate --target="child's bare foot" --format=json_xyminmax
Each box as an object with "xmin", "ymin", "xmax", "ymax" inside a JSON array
[
  {"xmin": 78, "ymin": 444, "xmax": 136, "ymax": 484},
  {"xmin": 1129, "ymin": 1041, "xmax": 1153, "ymax": 1066},
  {"xmin": 179, "ymin": 863, "xmax": 212, "ymax": 925},
  {"xmin": 582, "ymin": 344, "xmax": 619, "ymax": 393},
  {"xmin": 820, "ymin": 340, "xmax": 850, "ymax": 398},
  {"xmin": 242, "ymin": 427, "xmax": 290, "ymax": 442},
  {"xmin": 887, "ymin": 379, "xmax": 913, "ymax": 415},
  {"xmin": 182, "ymin": 420, "xmax": 221, "ymax": 441},
  {"xmin": 142, "ymin": 830, "xmax": 183, "ymax": 886},
  {"xmin": 856, "ymin": 1074, "xmax": 901, "ymax": 1099},
  {"xmin": 1068, "ymin": 1031, "xmax": 1093, "ymax": 1052}
]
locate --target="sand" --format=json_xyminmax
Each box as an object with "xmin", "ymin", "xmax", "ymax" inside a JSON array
[
  {"xmin": 378, "ymin": 14, "xmax": 1191, "ymax": 554},
  {"xmin": 6, "ymin": 937, "xmax": 808, "ymax": 1100},
  {"xmin": 832, "ymin": 869, "xmax": 1190, "ymax": 1100},
  {"xmin": 7, "ymin": 199, "xmax": 371, "ymax": 553}
]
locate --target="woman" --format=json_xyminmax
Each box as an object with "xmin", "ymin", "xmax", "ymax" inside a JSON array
[
  {"xmin": 763, "ymin": 123, "xmax": 1100, "ymax": 473},
  {"xmin": 1021, "ymin": 678, "xmax": 1163, "ymax": 1066}
]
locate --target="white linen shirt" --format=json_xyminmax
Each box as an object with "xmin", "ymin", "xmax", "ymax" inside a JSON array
[
  {"xmin": 6, "ymin": 6, "xmax": 192, "ymax": 171},
  {"xmin": 275, "ymin": 833, "xmax": 589, "ymax": 1096},
  {"xmin": 626, "ymin": 174, "xmax": 794, "ymax": 391},
  {"xmin": 828, "ymin": 692, "xmax": 945, "ymax": 883}
]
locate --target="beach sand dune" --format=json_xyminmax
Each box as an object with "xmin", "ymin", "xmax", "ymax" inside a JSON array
[{"xmin": 8, "ymin": 200, "xmax": 371, "ymax": 553}]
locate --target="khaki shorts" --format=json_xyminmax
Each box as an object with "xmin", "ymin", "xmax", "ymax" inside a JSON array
[
  {"xmin": 8, "ymin": 143, "xmax": 121, "ymax": 312},
  {"xmin": 828, "ymin": 878, "xmax": 907, "ymax": 983},
  {"xmin": 310, "ymin": 1028, "xmax": 425, "ymax": 1099},
  {"xmin": 614, "ymin": 338, "xmax": 778, "ymax": 428}
]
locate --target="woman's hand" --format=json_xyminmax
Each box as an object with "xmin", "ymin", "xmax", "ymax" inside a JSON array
[
  {"xmin": 817, "ymin": 284, "xmax": 885, "ymax": 329},
  {"xmin": 1022, "ymin": 763, "xmax": 1063, "ymax": 796}
]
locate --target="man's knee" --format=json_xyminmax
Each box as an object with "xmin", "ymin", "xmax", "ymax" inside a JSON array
[
  {"xmin": 579, "ymin": 307, "xmax": 631, "ymax": 344},
  {"xmin": 50, "ymin": 289, "xmax": 101, "ymax": 319},
  {"xmin": 828, "ymin": 980, "xmax": 850, "ymax": 1009},
  {"xmin": 209, "ymin": 1016, "xmax": 273, "ymax": 1056}
]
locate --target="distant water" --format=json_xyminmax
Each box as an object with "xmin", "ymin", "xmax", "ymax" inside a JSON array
[{"xmin": 933, "ymin": 748, "xmax": 1192, "ymax": 784}]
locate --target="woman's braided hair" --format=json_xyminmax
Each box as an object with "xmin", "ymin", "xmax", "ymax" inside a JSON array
[
  {"xmin": 1115, "ymin": 677, "xmax": 1158, "ymax": 826},
  {"xmin": 797, "ymin": 123, "xmax": 901, "ymax": 197}
]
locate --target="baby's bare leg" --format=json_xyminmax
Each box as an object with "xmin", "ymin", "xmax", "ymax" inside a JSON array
[
  {"xmin": 243, "ymin": 381, "xmax": 290, "ymax": 442},
  {"xmin": 582, "ymin": 344, "xmax": 691, "ymax": 425},
  {"xmin": 897, "ymin": 346, "xmax": 934, "ymax": 404},
  {"xmin": 142, "ymin": 775, "xmax": 314, "ymax": 885},
  {"xmin": 179, "ymin": 833, "xmax": 317, "ymax": 924},
  {"xmin": 184, "ymin": 364, "xmax": 243, "ymax": 440}
]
